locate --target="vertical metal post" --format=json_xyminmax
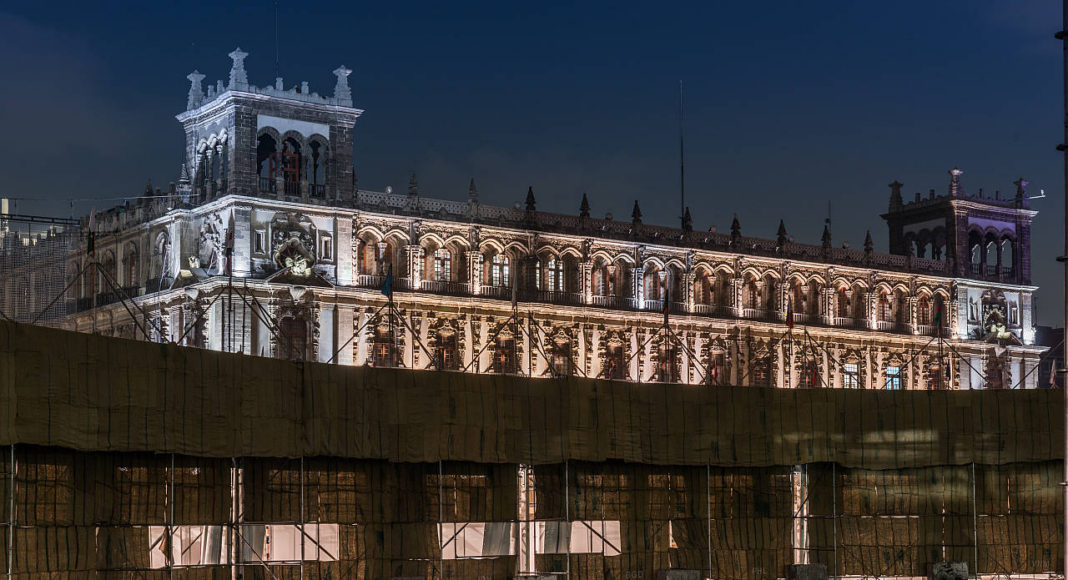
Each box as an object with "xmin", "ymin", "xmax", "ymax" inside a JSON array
[
  {"xmin": 169, "ymin": 453, "xmax": 175, "ymax": 579},
  {"xmin": 438, "ymin": 460, "xmax": 445, "ymax": 579},
  {"xmin": 972, "ymin": 462, "xmax": 979, "ymax": 577},
  {"xmin": 230, "ymin": 458, "xmax": 239, "ymax": 580},
  {"xmin": 1059, "ymin": 2, "xmax": 1068, "ymax": 578},
  {"xmin": 7, "ymin": 444, "xmax": 15, "ymax": 580},
  {"xmin": 706, "ymin": 463, "xmax": 712, "ymax": 579},
  {"xmin": 299, "ymin": 456, "xmax": 305, "ymax": 580},
  {"xmin": 565, "ymin": 460, "xmax": 571, "ymax": 580},
  {"xmin": 832, "ymin": 463, "xmax": 837, "ymax": 580}
]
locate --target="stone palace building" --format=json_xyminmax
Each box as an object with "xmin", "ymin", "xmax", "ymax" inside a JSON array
[{"xmin": 48, "ymin": 49, "xmax": 1044, "ymax": 391}]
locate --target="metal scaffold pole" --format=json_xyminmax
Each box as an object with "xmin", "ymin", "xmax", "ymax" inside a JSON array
[
  {"xmin": 1058, "ymin": 1, "xmax": 1068, "ymax": 577},
  {"xmin": 7, "ymin": 444, "xmax": 14, "ymax": 580}
]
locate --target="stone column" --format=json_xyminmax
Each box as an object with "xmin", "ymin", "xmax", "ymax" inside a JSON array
[
  {"xmin": 633, "ymin": 267, "xmax": 645, "ymax": 307},
  {"xmin": 407, "ymin": 244, "xmax": 423, "ymax": 287},
  {"xmin": 468, "ymin": 252, "xmax": 482, "ymax": 295},
  {"xmin": 336, "ymin": 305, "xmax": 354, "ymax": 365},
  {"xmin": 336, "ymin": 217, "xmax": 353, "ymax": 286},
  {"xmin": 682, "ymin": 271, "xmax": 694, "ymax": 312},
  {"xmin": 580, "ymin": 260, "xmax": 593, "ymax": 304},
  {"xmin": 732, "ymin": 278, "xmax": 744, "ymax": 317}
]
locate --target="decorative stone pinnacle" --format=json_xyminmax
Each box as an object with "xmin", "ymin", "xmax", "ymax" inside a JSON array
[
  {"xmin": 333, "ymin": 65, "xmax": 353, "ymax": 105},
  {"xmin": 468, "ymin": 178, "xmax": 478, "ymax": 201},
  {"xmin": 948, "ymin": 167, "xmax": 963, "ymax": 197},
  {"xmin": 730, "ymin": 214, "xmax": 741, "ymax": 240},
  {"xmin": 1013, "ymin": 177, "xmax": 1028, "ymax": 197},
  {"xmin": 228, "ymin": 48, "xmax": 249, "ymax": 91},
  {"xmin": 776, "ymin": 219, "xmax": 788, "ymax": 246},
  {"xmin": 579, "ymin": 193, "xmax": 590, "ymax": 218},
  {"xmin": 682, "ymin": 207, "xmax": 692, "ymax": 231},
  {"xmin": 186, "ymin": 70, "xmax": 205, "ymax": 109},
  {"xmin": 408, "ymin": 172, "xmax": 419, "ymax": 196},
  {"xmin": 821, "ymin": 223, "xmax": 832, "ymax": 248},
  {"xmin": 525, "ymin": 187, "xmax": 536, "ymax": 212},
  {"xmin": 631, "ymin": 200, "xmax": 642, "ymax": 225}
]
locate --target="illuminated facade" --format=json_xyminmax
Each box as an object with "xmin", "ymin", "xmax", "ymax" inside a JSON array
[{"xmin": 59, "ymin": 50, "xmax": 1045, "ymax": 391}]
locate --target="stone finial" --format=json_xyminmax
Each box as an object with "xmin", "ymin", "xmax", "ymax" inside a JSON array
[
  {"xmin": 178, "ymin": 163, "xmax": 190, "ymax": 185},
  {"xmin": 631, "ymin": 200, "xmax": 642, "ymax": 225},
  {"xmin": 776, "ymin": 219, "xmax": 788, "ymax": 247},
  {"xmin": 863, "ymin": 229, "xmax": 873, "ymax": 255},
  {"xmin": 408, "ymin": 172, "xmax": 419, "ymax": 197},
  {"xmin": 682, "ymin": 207, "xmax": 692, "ymax": 232},
  {"xmin": 888, "ymin": 180, "xmax": 903, "ymax": 210},
  {"xmin": 186, "ymin": 70, "xmax": 206, "ymax": 109},
  {"xmin": 333, "ymin": 65, "xmax": 353, "ymax": 106},
  {"xmin": 821, "ymin": 222, "xmax": 832, "ymax": 249},
  {"xmin": 468, "ymin": 178, "xmax": 478, "ymax": 202},
  {"xmin": 228, "ymin": 48, "xmax": 249, "ymax": 91},
  {"xmin": 525, "ymin": 187, "xmax": 537, "ymax": 212},
  {"xmin": 1013, "ymin": 177, "xmax": 1028, "ymax": 200},
  {"xmin": 730, "ymin": 214, "xmax": 741, "ymax": 242},
  {"xmin": 948, "ymin": 167, "xmax": 963, "ymax": 197},
  {"xmin": 579, "ymin": 193, "xmax": 590, "ymax": 218}
]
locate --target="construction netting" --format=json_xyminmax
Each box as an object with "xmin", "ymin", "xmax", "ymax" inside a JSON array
[
  {"xmin": 0, "ymin": 320, "xmax": 1065, "ymax": 578},
  {"xmin": 0, "ymin": 215, "xmax": 80, "ymax": 326},
  {"xmin": 0, "ymin": 448, "xmax": 1060, "ymax": 578}
]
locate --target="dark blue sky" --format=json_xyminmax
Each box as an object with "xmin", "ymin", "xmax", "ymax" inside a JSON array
[{"xmin": 1, "ymin": 1, "xmax": 1064, "ymax": 324}]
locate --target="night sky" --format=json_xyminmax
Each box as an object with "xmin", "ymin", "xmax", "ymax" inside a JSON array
[{"xmin": 1, "ymin": 1, "xmax": 1064, "ymax": 324}]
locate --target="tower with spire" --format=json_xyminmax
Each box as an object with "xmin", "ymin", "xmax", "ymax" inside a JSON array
[
  {"xmin": 881, "ymin": 168, "xmax": 1036, "ymax": 285},
  {"xmin": 176, "ymin": 48, "xmax": 363, "ymax": 207}
]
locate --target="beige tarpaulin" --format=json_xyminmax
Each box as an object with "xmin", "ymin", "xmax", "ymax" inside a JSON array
[{"xmin": 0, "ymin": 320, "xmax": 1061, "ymax": 469}]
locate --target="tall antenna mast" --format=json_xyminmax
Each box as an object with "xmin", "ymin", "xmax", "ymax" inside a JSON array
[
  {"xmin": 1056, "ymin": 0, "xmax": 1068, "ymax": 574},
  {"xmin": 679, "ymin": 79, "xmax": 687, "ymax": 229},
  {"xmin": 274, "ymin": 0, "xmax": 280, "ymax": 79}
]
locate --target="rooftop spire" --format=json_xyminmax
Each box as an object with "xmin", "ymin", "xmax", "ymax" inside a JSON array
[
  {"xmin": 631, "ymin": 200, "xmax": 642, "ymax": 225},
  {"xmin": 408, "ymin": 172, "xmax": 419, "ymax": 197},
  {"xmin": 1013, "ymin": 177, "xmax": 1028, "ymax": 201},
  {"xmin": 468, "ymin": 178, "xmax": 478, "ymax": 202},
  {"xmin": 730, "ymin": 214, "xmax": 741, "ymax": 243},
  {"xmin": 524, "ymin": 187, "xmax": 536, "ymax": 213},
  {"xmin": 776, "ymin": 219, "xmax": 788, "ymax": 247},
  {"xmin": 864, "ymin": 229, "xmax": 873, "ymax": 255},
  {"xmin": 333, "ymin": 65, "xmax": 353, "ymax": 106},
  {"xmin": 186, "ymin": 70, "xmax": 205, "ymax": 109},
  {"xmin": 682, "ymin": 207, "xmax": 692, "ymax": 231},
  {"xmin": 888, "ymin": 180, "xmax": 903, "ymax": 210},
  {"xmin": 228, "ymin": 48, "xmax": 249, "ymax": 91},
  {"xmin": 821, "ymin": 223, "xmax": 832, "ymax": 248},
  {"xmin": 579, "ymin": 193, "xmax": 590, "ymax": 218},
  {"xmin": 948, "ymin": 167, "xmax": 963, "ymax": 197}
]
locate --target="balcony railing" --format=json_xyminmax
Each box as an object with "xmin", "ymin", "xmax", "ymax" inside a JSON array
[
  {"xmin": 422, "ymin": 279, "xmax": 469, "ymax": 295},
  {"xmin": 355, "ymin": 274, "xmax": 387, "ymax": 289},
  {"xmin": 537, "ymin": 290, "xmax": 584, "ymax": 306},
  {"xmin": 258, "ymin": 177, "xmax": 276, "ymax": 194},
  {"xmin": 480, "ymin": 285, "xmax": 512, "ymax": 299},
  {"xmin": 342, "ymin": 275, "xmax": 942, "ymax": 339},
  {"xmin": 283, "ymin": 180, "xmax": 300, "ymax": 196},
  {"xmin": 74, "ymin": 287, "xmax": 141, "ymax": 312},
  {"xmin": 310, "ymin": 183, "xmax": 326, "ymax": 198}
]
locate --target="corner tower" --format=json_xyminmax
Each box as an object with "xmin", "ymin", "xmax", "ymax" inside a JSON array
[
  {"xmin": 881, "ymin": 168, "xmax": 1037, "ymax": 285},
  {"xmin": 176, "ymin": 48, "xmax": 363, "ymax": 206}
]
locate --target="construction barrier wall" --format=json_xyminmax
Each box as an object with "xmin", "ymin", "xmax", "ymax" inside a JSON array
[{"xmin": 0, "ymin": 321, "xmax": 1064, "ymax": 578}]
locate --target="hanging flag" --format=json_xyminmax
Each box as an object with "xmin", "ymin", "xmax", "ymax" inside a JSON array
[
  {"xmin": 786, "ymin": 298, "xmax": 794, "ymax": 330},
  {"xmin": 381, "ymin": 263, "xmax": 394, "ymax": 298}
]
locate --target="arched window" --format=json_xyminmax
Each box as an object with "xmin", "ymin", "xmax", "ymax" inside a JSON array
[
  {"xmin": 835, "ymin": 287, "xmax": 850, "ymax": 318},
  {"xmin": 546, "ymin": 258, "xmax": 563, "ymax": 292},
  {"xmin": 877, "ymin": 291, "xmax": 892, "ymax": 322},
  {"xmin": 644, "ymin": 268, "xmax": 661, "ymax": 301},
  {"xmin": 281, "ymin": 137, "xmax": 302, "ymax": 195},
  {"xmin": 123, "ymin": 244, "xmax": 138, "ymax": 288},
  {"xmin": 493, "ymin": 335, "xmax": 516, "ymax": 374},
  {"xmin": 256, "ymin": 134, "xmax": 278, "ymax": 193},
  {"xmin": 279, "ymin": 316, "xmax": 308, "ymax": 361},
  {"xmin": 372, "ymin": 325, "xmax": 395, "ymax": 367},
  {"xmin": 433, "ymin": 248, "xmax": 451, "ymax": 281},
  {"xmin": 308, "ymin": 140, "xmax": 327, "ymax": 197},
  {"xmin": 490, "ymin": 253, "xmax": 510, "ymax": 287},
  {"xmin": 550, "ymin": 341, "xmax": 571, "ymax": 377},
  {"xmin": 655, "ymin": 343, "xmax": 678, "ymax": 383},
  {"xmin": 602, "ymin": 344, "xmax": 625, "ymax": 379},
  {"xmin": 985, "ymin": 239, "xmax": 997, "ymax": 272},
  {"xmin": 1001, "ymin": 239, "xmax": 1014, "ymax": 275},
  {"xmin": 917, "ymin": 296, "xmax": 931, "ymax": 325},
  {"xmin": 436, "ymin": 331, "xmax": 458, "ymax": 370},
  {"xmin": 694, "ymin": 273, "xmax": 712, "ymax": 305}
]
